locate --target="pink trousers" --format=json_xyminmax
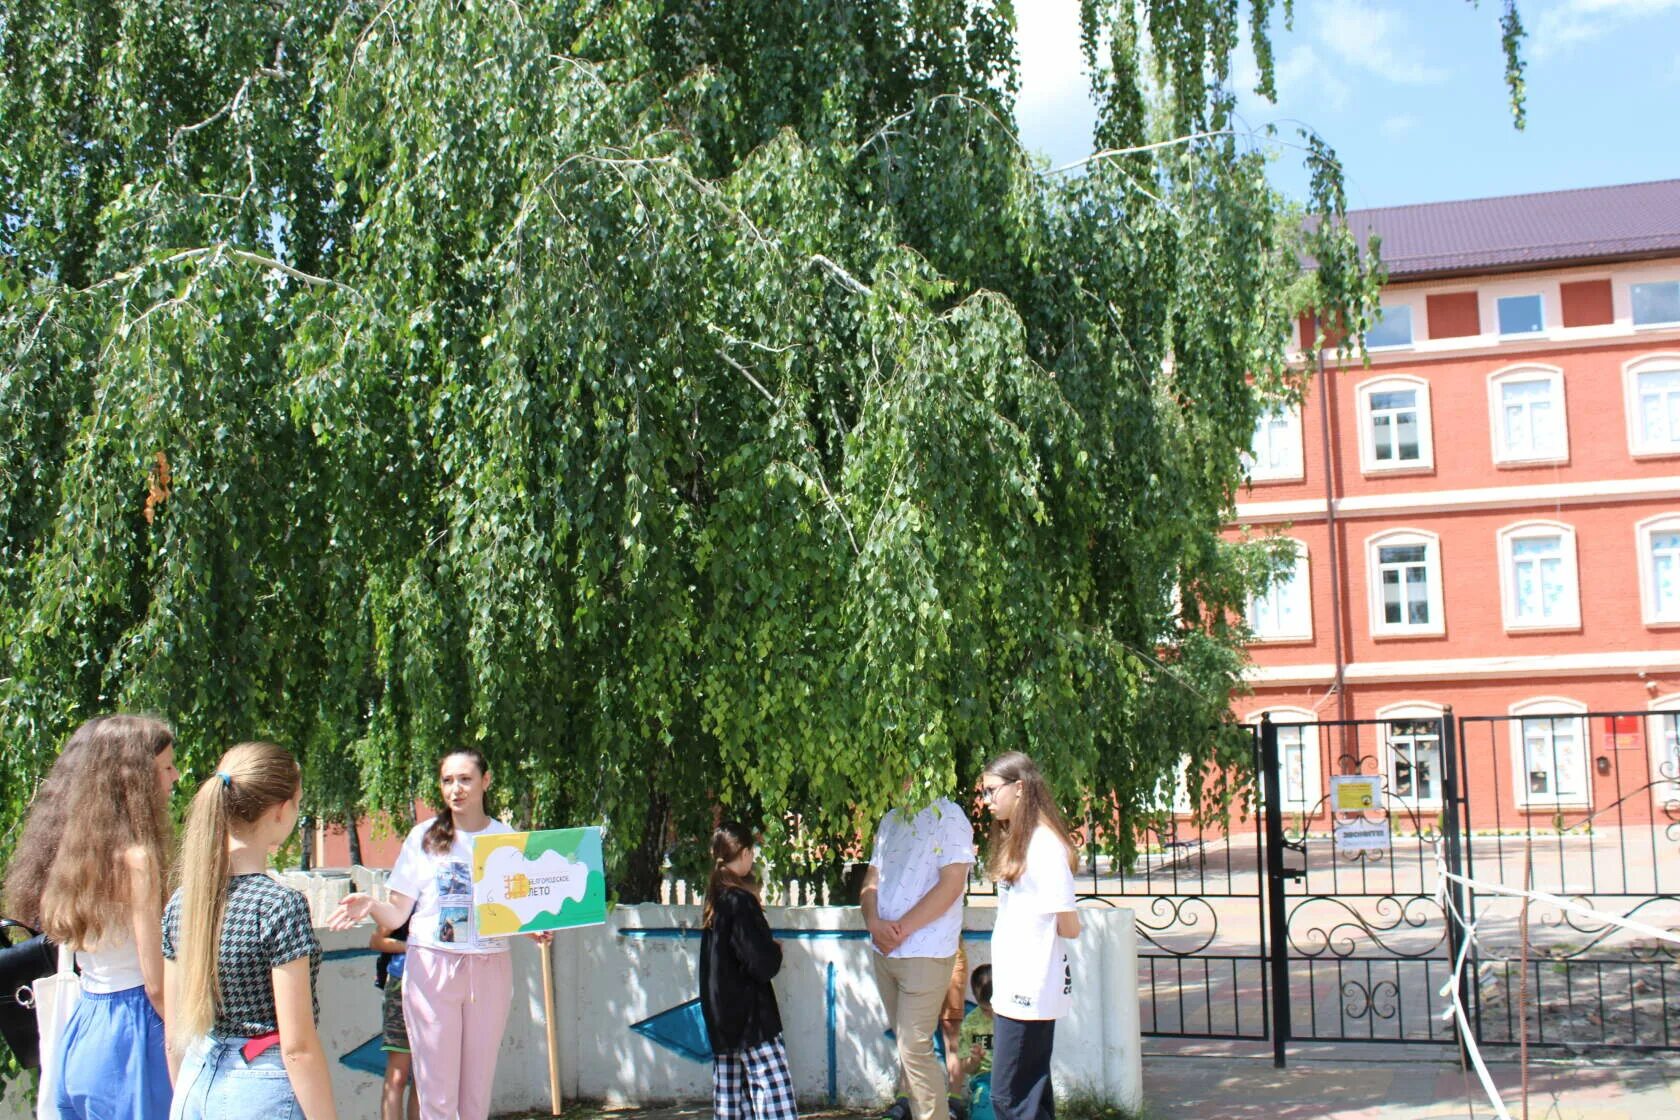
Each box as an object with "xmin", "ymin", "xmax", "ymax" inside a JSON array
[{"xmin": 402, "ymin": 946, "xmax": 513, "ymax": 1120}]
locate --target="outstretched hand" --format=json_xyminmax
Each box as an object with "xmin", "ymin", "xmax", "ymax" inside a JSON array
[{"xmin": 327, "ymin": 892, "xmax": 375, "ymax": 932}]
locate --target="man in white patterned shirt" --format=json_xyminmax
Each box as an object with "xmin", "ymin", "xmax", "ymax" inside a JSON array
[{"xmin": 862, "ymin": 796, "xmax": 975, "ymax": 1120}]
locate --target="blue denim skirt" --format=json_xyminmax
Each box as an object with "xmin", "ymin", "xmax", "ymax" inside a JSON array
[
  {"xmin": 169, "ymin": 1032, "xmax": 302, "ymax": 1120},
  {"xmin": 54, "ymin": 985, "xmax": 171, "ymax": 1120}
]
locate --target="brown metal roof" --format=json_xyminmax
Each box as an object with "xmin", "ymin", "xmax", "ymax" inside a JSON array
[{"xmin": 1333, "ymin": 179, "xmax": 1680, "ymax": 281}]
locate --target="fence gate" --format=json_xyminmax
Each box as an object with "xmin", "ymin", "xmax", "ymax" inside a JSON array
[
  {"xmin": 1095, "ymin": 726, "xmax": 1272, "ymax": 1041},
  {"xmin": 1455, "ymin": 710, "xmax": 1680, "ymax": 1051},
  {"xmin": 1261, "ymin": 715, "xmax": 1471, "ymax": 1063}
]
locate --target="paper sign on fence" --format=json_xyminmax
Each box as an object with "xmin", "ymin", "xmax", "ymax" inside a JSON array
[
  {"xmin": 1330, "ymin": 775, "xmax": 1383, "ymax": 812},
  {"xmin": 472, "ymin": 827, "xmax": 608, "ymax": 937}
]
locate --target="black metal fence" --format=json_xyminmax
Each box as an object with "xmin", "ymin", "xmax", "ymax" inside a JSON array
[{"xmin": 1025, "ymin": 708, "xmax": 1680, "ymax": 1065}]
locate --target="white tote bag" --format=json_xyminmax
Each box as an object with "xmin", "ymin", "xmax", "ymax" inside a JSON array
[{"xmin": 31, "ymin": 946, "xmax": 80, "ymax": 1120}]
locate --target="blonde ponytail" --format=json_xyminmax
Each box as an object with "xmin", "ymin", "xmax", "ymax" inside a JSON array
[{"xmin": 174, "ymin": 742, "xmax": 301, "ymax": 1039}]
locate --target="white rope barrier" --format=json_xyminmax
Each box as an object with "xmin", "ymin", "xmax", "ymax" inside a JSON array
[{"xmin": 1430, "ymin": 844, "xmax": 1680, "ymax": 1120}]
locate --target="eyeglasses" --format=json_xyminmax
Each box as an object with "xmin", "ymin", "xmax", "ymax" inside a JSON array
[{"xmin": 980, "ymin": 780, "xmax": 1017, "ymax": 804}]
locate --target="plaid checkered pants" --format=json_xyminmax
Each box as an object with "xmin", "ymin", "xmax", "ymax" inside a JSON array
[{"xmin": 713, "ymin": 1035, "xmax": 798, "ymax": 1120}]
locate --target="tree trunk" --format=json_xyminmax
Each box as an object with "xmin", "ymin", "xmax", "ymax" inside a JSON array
[
  {"xmin": 345, "ymin": 801, "xmax": 363, "ymax": 866},
  {"xmin": 619, "ymin": 793, "xmax": 671, "ymax": 903}
]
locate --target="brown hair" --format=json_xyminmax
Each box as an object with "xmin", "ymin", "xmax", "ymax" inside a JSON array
[
  {"xmin": 3, "ymin": 715, "xmax": 174, "ymax": 947},
  {"xmin": 174, "ymin": 742, "xmax": 301, "ymax": 1039},
  {"xmin": 422, "ymin": 748, "xmax": 490, "ymax": 855},
  {"xmin": 983, "ymin": 751, "xmax": 1078, "ymax": 885},
  {"xmin": 701, "ymin": 821, "xmax": 759, "ymax": 928}
]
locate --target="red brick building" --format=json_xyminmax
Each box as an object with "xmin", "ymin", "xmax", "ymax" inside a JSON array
[{"xmin": 1232, "ymin": 179, "xmax": 1680, "ymax": 831}]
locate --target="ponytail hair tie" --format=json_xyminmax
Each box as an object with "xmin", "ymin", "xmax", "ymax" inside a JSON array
[{"xmin": 217, "ymin": 771, "xmax": 232, "ymax": 789}]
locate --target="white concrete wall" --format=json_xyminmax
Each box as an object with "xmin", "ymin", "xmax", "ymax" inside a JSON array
[{"xmin": 2, "ymin": 905, "xmax": 1140, "ymax": 1117}]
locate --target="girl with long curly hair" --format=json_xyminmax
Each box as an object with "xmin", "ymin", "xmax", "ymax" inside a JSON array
[
  {"xmin": 978, "ymin": 752, "xmax": 1081, "ymax": 1120},
  {"xmin": 2, "ymin": 715, "xmax": 179, "ymax": 1120}
]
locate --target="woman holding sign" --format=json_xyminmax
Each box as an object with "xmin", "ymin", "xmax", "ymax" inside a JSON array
[{"xmin": 329, "ymin": 749, "xmax": 531, "ymax": 1120}]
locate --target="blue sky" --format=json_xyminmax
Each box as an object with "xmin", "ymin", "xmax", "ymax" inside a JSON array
[{"xmin": 1015, "ymin": 0, "xmax": 1680, "ymax": 211}]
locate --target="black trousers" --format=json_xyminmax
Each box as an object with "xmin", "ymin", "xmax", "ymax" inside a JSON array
[{"xmin": 991, "ymin": 1015, "xmax": 1056, "ymax": 1120}]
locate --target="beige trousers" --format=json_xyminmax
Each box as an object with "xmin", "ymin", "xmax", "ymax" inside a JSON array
[{"xmin": 871, "ymin": 952, "xmax": 957, "ymax": 1120}]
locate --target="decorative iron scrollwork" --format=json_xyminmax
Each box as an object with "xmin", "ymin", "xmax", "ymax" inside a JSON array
[
  {"xmin": 1342, "ymin": 978, "xmax": 1400, "ymax": 1022},
  {"xmin": 1287, "ymin": 894, "xmax": 1448, "ymax": 958},
  {"xmin": 1132, "ymin": 895, "xmax": 1221, "ymax": 957}
]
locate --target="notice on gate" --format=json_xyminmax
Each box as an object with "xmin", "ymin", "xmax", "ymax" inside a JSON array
[
  {"xmin": 1330, "ymin": 774, "xmax": 1384, "ymax": 812},
  {"xmin": 1334, "ymin": 818, "xmax": 1391, "ymax": 853}
]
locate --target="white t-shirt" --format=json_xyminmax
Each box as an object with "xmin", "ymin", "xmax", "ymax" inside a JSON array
[
  {"xmin": 868, "ymin": 799, "xmax": 975, "ymax": 959},
  {"xmin": 388, "ymin": 817, "xmax": 514, "ymax": 954},
  {"xmin": 991, "ymin": 825, "xmax": 1077, "ymax": 1020}
]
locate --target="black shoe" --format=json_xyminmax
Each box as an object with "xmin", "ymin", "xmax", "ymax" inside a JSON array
[{"xmin": 882, "ymin": 1097, "xmax": 912, "ymax": 1120}]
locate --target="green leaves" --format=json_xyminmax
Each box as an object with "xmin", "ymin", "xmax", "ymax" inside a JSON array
[{"xmin": 0, "ymin": 0, "xmax": 1469, "ymax": 898}]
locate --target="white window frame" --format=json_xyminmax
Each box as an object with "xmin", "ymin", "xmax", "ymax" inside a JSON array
[
  {"xmin": 1249, "ymin": 707, "xmax": 1324, "ymax": 814},
  {"xmin": 1356, "ymin": 375, "xmax": 1434, "ymax": 474},
  {"xmin": 1636, "ymin": 513, "xmax": 1680, "ymax": 626},
  {"xmin": 1508, "ymin": 697, "xmax": 1591, "ymax": 811},
  {"xmin": 1631, "ymin": 279, "xmax": 1680, "ymax": 329},
  {"xmin": 1364, "ymin": 303, "xmax": 1416, "ymax": 350},
  {"xmin": 1495, "ymin": 293, "xmax": 1547, "ymax": 338},
  {"xmin": 1487, "ymin": 364, "xmax": 1569, "ymax": 466},
  {"xmin": 1495, "ymin": 520, "xmax": 1581, "ymax": 632},
  {"xmin": 1366, "ymin": 528, "xmax": 1446, "ymax": 638},
  {"xmin": 1247, "ymin": 539, "xmax": 1313, "ymax": 643},
  {"xmin": 1376, "ymin": 702, "xmax": 1446, "ymax": 812},
  {"xmin": 1649, "ymin": 694, "xmax": 1680, "ymax": 806},
  {"xmin": 1624, "ymin": 353, "xmax": 1680, "ymax": 459},
  {"xmin": 1245, "ymin": 402, "xmax": 1305, "ymax": 484}
]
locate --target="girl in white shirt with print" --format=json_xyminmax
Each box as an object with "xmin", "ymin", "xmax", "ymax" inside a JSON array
[{"xmin": 978, "ymin": 753, "xmax": 1081, "ymax": 1120}]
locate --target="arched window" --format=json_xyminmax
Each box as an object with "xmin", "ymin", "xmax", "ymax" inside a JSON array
[
  {"xmin": 1375, "ymin": 702, "xmax": 1446, "ymax": 811},
  {"xmin": 1624, "ymin": 353, "xmax": 1680, "ymax": 457},
  {"xmin": 1509, "ymin": 697, "xmax": 1590, "ymax": 810},
  {"xmin": 1365, "ymin": 528, "xmax": 1445, "ymax": 638},
  {"xmin": 1636, "ymin": 513, "xmax": 1680, "ymax": 625},
  {"xmin": 1246, "ymin": 539, "xmax": 1312, "ymax": 642},
  {"xmin": 1247, "ymin": 708, "xmax": 1323, "ymax": 813},
  {"xmin": 1357, "ymin": 375, "xmax": 1434, "ymax": 473},
  {"xmin": 1487, "ymin": 363, "xmax": 1568, "ymax": 465},
  {"xmin": 1495, "ymin": 520, "xmax": 1581, "ymax": 631}
]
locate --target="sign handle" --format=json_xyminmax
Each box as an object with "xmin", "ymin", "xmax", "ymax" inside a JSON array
[{"xmin": 541, "ymin": 938, "xmax": 562, "ymax": 1115}]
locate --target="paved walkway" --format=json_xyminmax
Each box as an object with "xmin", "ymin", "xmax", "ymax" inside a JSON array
[{"xmin": 1142, "ymin": 1050, "xmax": 1680, "ymax": 1120}]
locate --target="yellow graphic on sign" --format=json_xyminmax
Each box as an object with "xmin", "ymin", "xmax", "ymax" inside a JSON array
[{"xmin": 1330, "ymin": 775, "xmax": 1382, "ymax": 812}]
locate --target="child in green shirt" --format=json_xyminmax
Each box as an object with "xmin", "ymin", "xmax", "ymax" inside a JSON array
[{"xmin": 957, "ymin": 964, "xmax": 994, "ymax": 1120}]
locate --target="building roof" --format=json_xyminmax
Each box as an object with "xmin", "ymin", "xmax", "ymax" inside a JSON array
[{"xmin": 1338, "ymin": 178, "xmax": 1680, "ymax": 281}]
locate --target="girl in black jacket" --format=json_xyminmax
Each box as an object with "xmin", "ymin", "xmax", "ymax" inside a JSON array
[{"xmin": 700, "ymin": 822, "xmax": 798, "ymax": 1120}]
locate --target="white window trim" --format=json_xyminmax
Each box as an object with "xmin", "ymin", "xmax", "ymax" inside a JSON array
[
  {"xmin": 1636, "ymin": 512, "xmax": 1680, "ymax": 627},
  {"xmin": 1364, "ymin": 301, "xmax": 1418, "ymax": 351},
  {"xmin": 1356, "ymin": 375, "xmax": 1434, "ymax": 474},
  {"xmin": 1365, "ymin": 528, "xmax": 1446, "ymax": 638},
  {"xmin": 1508, "ymin": 697, "xmax": 1592, "ymax": 811},
  {"xmin": 1495, "ymin": 292, "xmax": 1549, "ymax": 339},
  {"xmin": 1248, "ymin": 539, "xmax": 1313, "ymax": 643},
  {"xmin": 1649, "ymin": 693, "xmax": 1680, "ymax": 806},
  {"xmin": 1630, "ymin": 279, "xmax": 1680, "ymax": 330},
  {"xmin": 1245, "ymin": 402, "xmax": 1306, "ymax": 484},
  {"xmin": 1375, "ymin": 702, "xmax": 1446, "ymax": 811},
  {"xmin": 1623, "ymin": 353, "xmax": 1680, "ymax": 459},
  {"xmin": 1248, "ymin": 707, "xmax": 1324, "ymax": 813},
  {"xmin": 1495, "ymin": 520, "xmax": 1582, "ymax": 633},
  {"xmin": 1486, "ymin": 363, "xmax": 1569, "ymax": 466}
]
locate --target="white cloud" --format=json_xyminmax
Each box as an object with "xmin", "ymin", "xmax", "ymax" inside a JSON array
[
  {"xmin": 1380, "ymin": 113, "xmax": 1420, "ymax": 138},
  {"xmin": 1315, "ymin": 0, "xmax": 1448, "ymax": 84},
  {"xmin": 1530, "ymin": 0, "xmax": 1680, "ymax": 61},
  {"xmin": 1014, "ymin": 0, "xmax": 1099, "ymax": 166}
]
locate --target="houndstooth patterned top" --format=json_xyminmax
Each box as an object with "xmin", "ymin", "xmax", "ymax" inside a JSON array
[{"xmin": 162, "ymin": 873, "xmax": 321, "ymax": 1037}]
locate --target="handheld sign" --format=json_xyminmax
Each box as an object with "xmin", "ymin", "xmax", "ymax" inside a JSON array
[
  {"xmin": 473, "ymin": 826, "xmax": 607, "ymax": 1115},
  {"xmin": 472, "ymin": 826, "xmax": 608, "ymax": 937}
]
